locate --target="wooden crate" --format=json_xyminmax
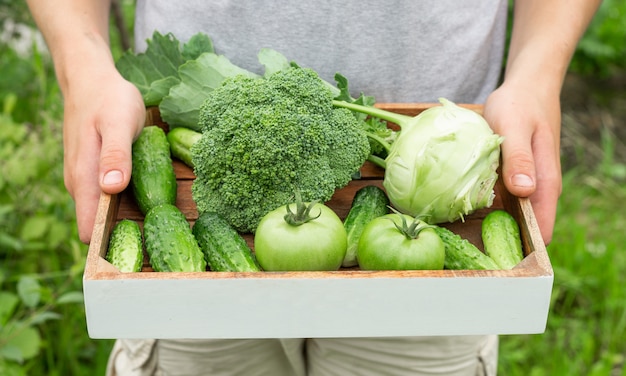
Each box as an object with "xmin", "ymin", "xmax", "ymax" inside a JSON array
[{"xmin": 83, "ymin": 104, "xmax": 553, "ymax": 339}]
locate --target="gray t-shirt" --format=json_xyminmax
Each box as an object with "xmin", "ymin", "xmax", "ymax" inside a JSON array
[{"xmin": 134, "ymin": 1, "xmax": 507, "ymax": 104}]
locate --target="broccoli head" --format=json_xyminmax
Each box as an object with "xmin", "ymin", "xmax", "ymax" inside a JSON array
[{"xmin": 191, "ymin": 66, "xmax": 370, "ymax": 233}]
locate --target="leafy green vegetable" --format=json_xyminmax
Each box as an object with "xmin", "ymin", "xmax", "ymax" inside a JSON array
[
  {"xmin": 333, "ymin": 98, "xmax": 503, "ymax": 224},
  {"xmin": 180, "ymin": 33, "xmax": 215, "ymax": 61},
  {"xmin": 257, "ymin": 48, "xmax": 292, "ymax": 77},
  {"xmin": 117, "ymin": 31, "xmax": 385, "ymax": 139},
  {"xmin": 191, "ymin": 66, "xmax": 370, "ymax": 233},
  {"xmin": 159, "ymin": 48, "xmax": 299, "ymax": 130},
  {"xmin": 158, "ymin": 52, "xmax": 259, "ymax": 130},
  {"xmin": 115, "ymin": 31, "xmax": 214, "ymax": 106}
]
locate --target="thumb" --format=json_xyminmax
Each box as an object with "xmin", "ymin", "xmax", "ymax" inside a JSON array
[
  {"xmin": 501, "ymin": 140, "xmax": 537, "ymax": 199},
  {"xmin": 484, "ymin": 101, "xmax": 538, "ymax": 198},
  {"xmin": 99, "ymin": 124, "xmax": 142, "ymax": 195}
]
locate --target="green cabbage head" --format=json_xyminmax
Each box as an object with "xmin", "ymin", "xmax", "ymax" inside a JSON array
[{"xmin": 383, "ymin": 98, "xmax": 504, "ymax": 224}]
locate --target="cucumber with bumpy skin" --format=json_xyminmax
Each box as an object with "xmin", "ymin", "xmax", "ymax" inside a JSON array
[
  {"xmin": 106, "ymin": 219, "xmax": 144, "ymax": 272},
  {"xmin": 131, "ymin": 125, "xmax": 177, "ymax": 215},
  {"xmin": 143, "ymin": 203, "xmax": 206, "ymax": 272},
  {"xmin": 433, "ymin": 226, "xmax": 499, "ymax": 270},
  {"xmin": 192, "ymin": 211, "xmax": 260, "ymax": 272},
  {"xmin": 167, "ymin": 127, "xmax": 201, "ymax": 168},
  {"xmin": 342, "ymin": 185, "xmax": 390, "ymax": 267},
  {"xmin": 481, "ymin": 210, "xmax": 524, "ymax": 269}
]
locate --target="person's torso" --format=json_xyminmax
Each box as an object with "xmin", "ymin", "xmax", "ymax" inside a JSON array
[{"xmin": 134, "ymin": 0, "xmax": 508, "ymax": 103}]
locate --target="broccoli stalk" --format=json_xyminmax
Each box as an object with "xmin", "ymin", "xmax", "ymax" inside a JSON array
[
  {"xmin": 333, "ymin": 99, "xmax": 415, "ymax": 127},
  {"xmin": 331, "ymin": 75, "xmax": 400, "ymax": 169},
  {"xmin": 362, "ymin": 130, "xmax": 393, "ymax": 169},
  {"xmin": 332, "ymin": 99, "xmax": 415, "ymax": 170}
]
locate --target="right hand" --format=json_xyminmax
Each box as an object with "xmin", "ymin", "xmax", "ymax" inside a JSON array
[
  {"xmin": 62, "ymin": 66, "xmax": 145, "ymax": 243},
  {"xmin": 483, "ymin": 81, "xmax": 562, "ymax": 245}
]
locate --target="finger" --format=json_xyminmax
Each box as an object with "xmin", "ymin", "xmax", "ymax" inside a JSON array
[
  {"xmin": 99, "ymin": 132, "xmax": 134, "ymax": 195},
  {"xmin": 64, "ymin": 130, "xmax": 102, "ymax": 244},
  {"xmin": 98, "ymin": 108, "xmax": 145, "ymax": 195},
  {"xmin": 499, "ymin": 124, "xmax": 562, "ymax": 245},
  {"xmin": 527, "ymin": 134, "xmax": 562, "ymax": 245},
  {"xmin": 501, "ymin": 139, "xmax": 537, "ymax": 199},
  {"xmin": 529, "ymin": 178, "xmax": 560, "ymax": 245},
  {"xmin": 493, "ymin": 116, "xmax": 538, "ymax": 199},
  {"xmin": 74, "ymin": 179, "xmax": 102, "ymax": 244}
]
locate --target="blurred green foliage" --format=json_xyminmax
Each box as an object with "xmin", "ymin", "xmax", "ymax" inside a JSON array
[
  {"xmin": 570, "ymin": 0, "xmax": 626, "ymax": 77},
  {"xmin": 0, "ymin": 0, "xmax": 30, "ymax": 26},
  {"xmin": 0, "ymin": 94, "xmax": 108, "ymax": 375}
]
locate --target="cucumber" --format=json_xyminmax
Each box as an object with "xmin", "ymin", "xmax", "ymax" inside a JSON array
[
  {"xmin": 143, "ymin": 203, "xmax": 206, "ymax": 272},
  {"xmin": 433, "ymin": 226, "xmax": 499, "ymax": 270},
  {"xmin": 192, "ymin": 211, "xmax": 260, "ymax": 272},
  {"xmin": 481, "ymin": 210, "xmax": 524, "ymax": 269},
  {"xmin": 167, "ymin": 127, "xmax": 202, "ymax": 168},
  {"xmin": 131, "ymin": 125, "xmax": 177, "ymax": 215},
  {"xmin": 106, "ymin": 219, "xmax": 144, "ymax": 272},
  {"xmin": 342, "ymin": 185, "xmax": 389, "ymax": 267}
]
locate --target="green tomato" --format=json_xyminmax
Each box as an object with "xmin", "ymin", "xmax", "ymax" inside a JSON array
[
  {"xmin": 357, "ymin": 213, "xmax": 445, "ymax": 270},
  {"xmin": 254, "ymin": 202, "xmax": 347, "ymax": 271}
]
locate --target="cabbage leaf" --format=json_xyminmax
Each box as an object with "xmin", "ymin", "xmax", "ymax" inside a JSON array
[{"xmin": 115, "ymin": 31, "xmax": 214, "ymax": 106}]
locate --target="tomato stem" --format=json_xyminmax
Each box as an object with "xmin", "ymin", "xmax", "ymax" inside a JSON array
[
  {"xmin": 388, "ymin": 207, "xmax": 434, "ymax": 239},
  {"xmin": 283, "ymin": 190, "xmax": 321, "ymax": 226}
]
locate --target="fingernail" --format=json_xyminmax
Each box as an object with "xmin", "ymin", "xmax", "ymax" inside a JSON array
[
  {"xmin": 512, "ymin": 174, "xmax": 534, "ymax": 188},
  {"xmin": 103, "ymin": 170, "xmax": 123, "ymax": 186}
]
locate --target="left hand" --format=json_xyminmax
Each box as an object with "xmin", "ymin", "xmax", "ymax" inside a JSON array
[{"xmin": 483, "ymin": 81, "xmax": 563, "ymax": 245}]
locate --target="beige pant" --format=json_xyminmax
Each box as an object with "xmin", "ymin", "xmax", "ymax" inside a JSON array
[{"xmin": 107, "ymin": 336, "xmax": 498, "ymax": 376}]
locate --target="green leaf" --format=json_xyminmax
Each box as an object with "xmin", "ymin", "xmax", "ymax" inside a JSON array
[
  {"xmin": 21, "ymin": 241, "xmax": 47, "ymax": 252},
  {"xmin": 0, "ymin": 233, "xmax": 22, "ymax": 252},
  {"xmin": 182, "ymin": 32, "xmax": 215, "ymax": 60},
  {"xmin": 0, "ymin": 357, "xmax": 26, "ymax": 376},
  {"xmin": 333, "ymin": 73, "xmax": 375, "ymax": 106},
  {"xmin": 19, "ymin": 215, "xmax": 52, "ymax": 241},
  {"xmin": 0, "ymin": 116, "xmax": 26, "ymax": 144},
  {"xmin": 46, "ymin": 221, "xmax": 70, "ymax": 250},
  {"xmin": 115, "ymin": 31, "xmax": 214, "ymax": 106},
  {"xmin": 141, "ymin": 76, "xmax": 181, "ymax": 107},
  {"xmin": 0, "ymin": 346, "xmax": 22, "ymax": 363},
  {"xmin": 0, "ymin": 323, "xmax": 41, "ymax": 362},
  {"xmin": 0, "ymin": 292, "xmax": 19, "ymax": 326},
  {"xmin": 258, "ymin": 48, "xmax": 290, "ymax": 77},
  {"xmin": 16, "ymin": 277, "xmax": 40, "ymax": 308},
  {"xmin": 56, "ymin": 291, "xmax": 84, "ymax": 305},
  {"xmin": 3, "ymin": 154, "xmax": 36, "ymax": 187},
  {"xmin": 159, "ymin": 52, "xmax": 258, "ymax": 130},
  {"xmin": 2, "ymin": 93, "xmax": 17, "ymax": 116},
  {"xmin": 28, "ymin": 311, "xmax": 61, "ymax": 325},
  {"xmin": 0, "ymin": 204, "xmax": 15, "ymax": 219}
]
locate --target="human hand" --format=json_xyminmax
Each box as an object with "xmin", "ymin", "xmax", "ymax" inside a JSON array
[
  {"xmin": 483, "ymin": 82, "xmax": 562, "ymax": 245},
  {"xmin": 62, "ymin": 67, "xmax": 145, "ymax": 243}
]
